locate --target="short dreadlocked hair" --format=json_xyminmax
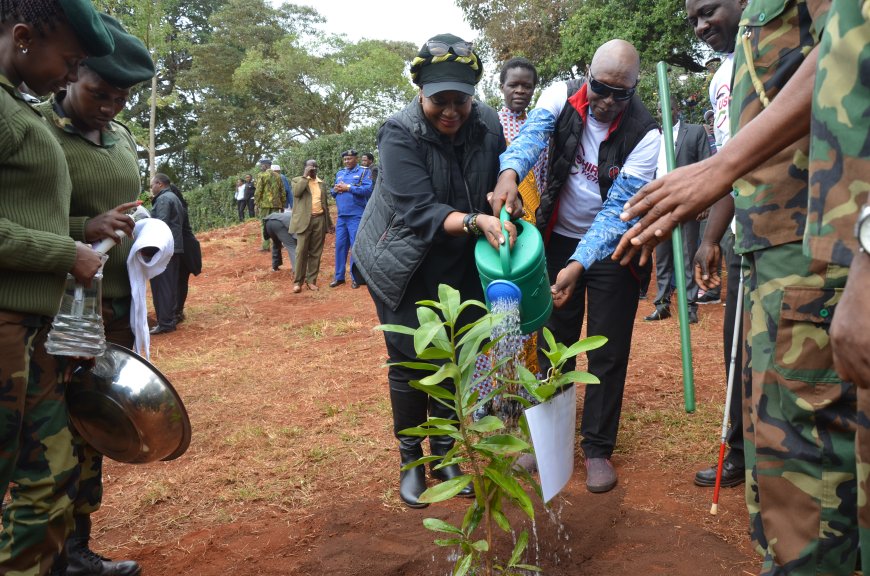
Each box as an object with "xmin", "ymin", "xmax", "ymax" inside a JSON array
[{"xmin": 0, "ymin": 0, "xmax": 65, "ymax": 36}]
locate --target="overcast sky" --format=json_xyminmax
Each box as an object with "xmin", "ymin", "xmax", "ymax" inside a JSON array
[{"xmin": 278, "ymin": 0, "xmax": 477, "ymax": 44}]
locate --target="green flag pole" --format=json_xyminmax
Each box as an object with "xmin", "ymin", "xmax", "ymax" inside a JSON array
[{"xmin": 656, "ymin": 61, "xmax": 695, "ymax": 413}]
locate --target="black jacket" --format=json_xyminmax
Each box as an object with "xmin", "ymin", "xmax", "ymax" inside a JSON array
[{"xmin": 352, "ymin": 98, "xmax": 505, "ymax": 311}]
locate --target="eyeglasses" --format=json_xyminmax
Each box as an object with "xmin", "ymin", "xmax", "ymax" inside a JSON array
[
  {"xmin": 427, "ymin": 40, "xmax": 474, "ymax": 57},
  {"xmin": 587, "ymin": 72, "xmax": 637, "ymax": 101}
]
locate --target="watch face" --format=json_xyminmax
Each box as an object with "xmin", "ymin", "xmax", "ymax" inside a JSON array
[{"xmin": 861, "ymin": 215, "xmax": 870, "ymax": 252}]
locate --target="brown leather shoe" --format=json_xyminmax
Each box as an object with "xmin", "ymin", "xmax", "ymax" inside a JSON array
[
  {"xmin": 585, "ymin": 457, "xmax": 617, "ymax": 493},
  {"xmin": 292, "ymin": 284, "xmax": 302, "ymax": 294},
  {"xmin": 307, "ymin": 283, "xmax": 319, "ymax": 291}
]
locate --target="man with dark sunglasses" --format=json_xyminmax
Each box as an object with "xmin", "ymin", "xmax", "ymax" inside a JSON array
[{"xmin": 492, "ymin": 39, "xmax": 660, "ymax": 494}]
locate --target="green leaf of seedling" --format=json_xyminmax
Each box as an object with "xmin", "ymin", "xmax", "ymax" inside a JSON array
[
  {"xmin": 471, "ymin": 539, "xmax": 489, "ymax": 552},
  {"xmin": 555, "ymin": 371, "xmax": 599, "ymax": 385},
  {"xmin": 462, "ymin": 501, "xmax": 483, "ymax": 533},
  {"xmin": 453, "ymin": 553, "xmax": 473, "ymax": 576},
  {"xmin": 507, "ymin": 530, "xmax": 529, "ymax": 566},
  {"xmin": 485, "ymin": 467, "xmax": 535, "ymax": 519},
  {"xmin": 418, "ymin": 347, "xmax": 454, "ymax": 360},
  {"xmin": 425, "ymin": 417, "xmax": 459, "ymax": 427},
  {"xmin": 514, "ymin": 565, "xmax": 543, "ymax": 572},
  {"xmin": 438, "ymin": 283, "xmax": 462, "ymax": 324},
  {"xmin": 423, "ymin": 517, "xmax": 463, "ymax": 534},
  {"xmin": 533, "ymin": 384, "xmax": 557, "ymax": 401},
  {"xmin": 414, "ymin": 320, "xmax": 447, "ymax": 356},
  {"xmin": 466, "ymin": 415, "xmax": 504, "ymax": 433},
  {"xmin": 492, "ymin": 508, "xmax": 511, "ymax": 533},
  {"xmin": 387, "ymin": 361, "xmax": 441, "ymax": 373},
  {"xmin": 562, "ymin": 335, "xmax": 608, "ymax": 358},
  {"xmin": 418, "ymin": 475, "xmax": 473, "ymax": 503},
  {"xmin": 473, "ymin": 435, "xmax": 530, "ymax": 455},
  {"xmin": 395, "ymin": 426, "xmax": 435, "ymax": 437},
  {"xmin": 375, "ymin": 323, "xmax": 417, "ymax": 335},
  {"xmin": 400, "ymin": 455, "xmax": 440, "ymax": 470},
  {"xmin": 414, "ymin": 299, "xmax": 442, "ymax": 310},
  {"xmin": 419, "ymin": 363, "xmax": 461, "ymax": 388},
  {"xmin": 409, "ymin": 380, "xmax": 455, "ymax": 401},
  {"xmin": 434, "ymin": 538, "xmax": 463, "ymax": 547},
  {"xmin": 541, "ymin": 327, "xmax": 557, "ymax": 352}
]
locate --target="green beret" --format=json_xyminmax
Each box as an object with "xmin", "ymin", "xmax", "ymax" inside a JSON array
[
  {"xmin": 83, "ymin": 14, "xmax": 155, "ymax": 89},
  {"xmin": 57, "ymin": 0, "xmax": 114, "ymax": 57}
]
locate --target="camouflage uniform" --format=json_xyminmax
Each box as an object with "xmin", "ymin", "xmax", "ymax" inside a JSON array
[
  {"xmin": 730, "ymin": 0, "xmax": 860, "ymax": 573},
  {"xmin": 254, "ymin": 170, "xmax": 285, "ymax": 249},
  {"xmin": 807, "ymin": 0, "xmax": 870, "ymax": 572},
  {"xmin": 0, "ymin": 315, "xmax": 78, "ymax": 576}
]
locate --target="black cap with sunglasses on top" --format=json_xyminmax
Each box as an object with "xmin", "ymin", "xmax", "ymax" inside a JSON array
[
  {"xmin": 341, "ymin": 149, "xmax": 358, "ymax": 157},
  {"xmin": 410, "ymin": 33, "xmax": 483, "ymax": 97}
]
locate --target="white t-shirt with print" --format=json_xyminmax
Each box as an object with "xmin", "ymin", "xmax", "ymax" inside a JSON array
[
  {"xmin": 709, "ymin": 53, "xmax": 733, "ymax": 148},
  {"xmin": 535, "ymin": 82, "xmax": 660, "ymax": 239}
]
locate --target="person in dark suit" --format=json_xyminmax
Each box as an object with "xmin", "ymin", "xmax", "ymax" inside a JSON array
[{"xmin": 644, "ymin": 98, "xmax": 712, "ymax": 324}]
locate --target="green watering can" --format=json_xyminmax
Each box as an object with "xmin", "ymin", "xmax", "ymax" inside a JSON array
[{"xmin": 474, "ymin": 208, "xmax": 553, "ymax": 334}]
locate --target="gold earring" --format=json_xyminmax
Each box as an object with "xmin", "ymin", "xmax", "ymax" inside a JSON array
[{"xmin": 18, "ymin": 44, "xmax": 28, "ymax": 54}]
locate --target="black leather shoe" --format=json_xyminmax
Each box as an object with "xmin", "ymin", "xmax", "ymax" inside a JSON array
[
  {"xmin": 329, "ymin": 279, "xmax": 345, "ymax": 288},
  {"xmin": 694, "ymin": 458, "xmax": 745, "ymax": 488},
  {"xmin": 149, "ymin": 325, "xmax": 176, "ymax": 335},
  {"xmin": 688, "ymin": 309, "xmax": 699, "ymax": 324},
  {"xmin": 644, "ymin": 306, "xmax": 671, "ymax": 321},
  {"xmin": 351, "ymin": 281, "xmax": 359, "ymax": 289},
  {"xmin": 66, "ymin": 515, "xmax": 141, "ymax": 576}
]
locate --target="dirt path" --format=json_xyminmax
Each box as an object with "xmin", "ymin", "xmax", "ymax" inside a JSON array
[{"xmin": 92, "ymin": 219, "xmax": 757, "ymax": 575}]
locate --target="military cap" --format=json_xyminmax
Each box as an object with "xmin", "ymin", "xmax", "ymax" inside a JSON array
[
  {"xmin": 83, "ymin": 14, "xmax": 154, "ymax": 89},
  {"xmin": 341, "ymin": 149, "xmax": 358, "ymax": 157},
  {"xmin": 57, "ymin": 0, "xmax": 115, "ymax": 57}
]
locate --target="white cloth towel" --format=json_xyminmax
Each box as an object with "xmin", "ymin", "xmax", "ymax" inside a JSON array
[{"xmin": 127, "ymin": 218, "xmax": 174, "ymax": 360}]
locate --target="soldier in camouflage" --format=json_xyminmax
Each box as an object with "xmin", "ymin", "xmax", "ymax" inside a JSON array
[
  {"xmin": 613, "ymin": 0, "xmax": 868, "ymax": 572},
  {"xmin": 254, "ymin": 157, "xmax": 286, "ymax": 251},
  {"xmin": 808, "ymin": 1, "xmax": 870, "ymax": 572}
]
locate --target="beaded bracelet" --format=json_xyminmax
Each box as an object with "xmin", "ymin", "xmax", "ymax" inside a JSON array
[{"xmin": 462, "ymin": 213, "xmax": 481, "ymax": 236}]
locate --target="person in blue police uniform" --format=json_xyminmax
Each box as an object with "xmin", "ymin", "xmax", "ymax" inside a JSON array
[{"xmin": 330, "ymin": 149, "xmax": 373, "ymax": 288}]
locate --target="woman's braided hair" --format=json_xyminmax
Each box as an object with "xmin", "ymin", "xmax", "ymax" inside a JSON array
[
  {"xmin": 0, "ymin": 0, "xmax": 65, "ymax": 35},
  {"xmin": 410, "ymin": 49, "xmax": 483, "ymax": 88}
]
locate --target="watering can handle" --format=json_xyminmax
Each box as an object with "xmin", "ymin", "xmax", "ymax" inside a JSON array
[{"xmin": 499, "ymin": 207, "xmax": 511, "ymax": 276}]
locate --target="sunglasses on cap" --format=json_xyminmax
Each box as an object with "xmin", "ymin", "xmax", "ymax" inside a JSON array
[
  {"xmin": 427, "ymin": 40, "xmax": 474, "ymax": 57},
  {"xmin": 587, "ymin": 71, "xmax": 637, "ymax": 101}
]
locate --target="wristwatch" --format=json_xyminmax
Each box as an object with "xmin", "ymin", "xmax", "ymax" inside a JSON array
[{"xmin": 857, "ymin": 205, "xmax": 870, "ymax": 253}]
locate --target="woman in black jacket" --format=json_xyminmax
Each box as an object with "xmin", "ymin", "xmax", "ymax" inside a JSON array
[{"xmin": 353, "ymin": 34, "xmax": 519, "ymax": 508}]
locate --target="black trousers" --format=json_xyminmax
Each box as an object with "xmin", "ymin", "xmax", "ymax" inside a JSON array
[
  {"xmin": 538, "ymin": 232, "xmax": 642, "ymax": 459},
  {"xmin": 721, "ymin": 231, "xmax": 744, "ymax": 460},
  {"xmin": 653, "ymin": 220, "xmax": 700, "ymax": 311},
  {"xmin": 150, "ymin": 253, "xmax": 180, "ymax": 330},
  {"xmin": 176, "ymin": 258, "xmax": 191, "ymax": 318}
]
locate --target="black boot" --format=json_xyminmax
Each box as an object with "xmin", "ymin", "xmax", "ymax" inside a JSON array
[
  {"xmin": 399, "ymin": 441, "xmax": 429, "ymax": 508},
  {"xmin": 429, "ymin": 436, "xmax": 474, "ymax": 498},
  {"xmin": 67, "ymin": 514, "xmax": 141, "ymax": 576}
]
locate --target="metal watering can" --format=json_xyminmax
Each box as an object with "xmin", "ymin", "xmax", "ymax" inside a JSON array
[{"xmin": 474, "ymin": 208, "xmax": 552, "ymax": 334}]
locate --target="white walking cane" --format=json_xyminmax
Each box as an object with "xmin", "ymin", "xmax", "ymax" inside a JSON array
[{"xmin": 710, "ymin": 257, "xmax": 745, "ymax": 515}]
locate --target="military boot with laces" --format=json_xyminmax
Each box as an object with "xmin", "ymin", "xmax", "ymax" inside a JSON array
[{"xmin": 66, "ymin": 515, "xmax": 141, "ymax": 576}]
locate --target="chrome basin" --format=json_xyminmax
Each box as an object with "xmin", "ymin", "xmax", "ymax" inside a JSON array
[{"xmin": 67, "ymin": 343, "xmax": 191, "ymax": 463}]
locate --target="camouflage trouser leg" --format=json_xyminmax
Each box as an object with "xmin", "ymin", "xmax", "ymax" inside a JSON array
[
  {"xmin": 70, "ymin": 300, "xmax": 135, "ymax": 518},
  {"xmin": 0, "ymin": 312, "xmax": 78, "ymax": 576},
  {"xmin": 742, "ymin": 243, "xmax": 858, "ymax": 575}
]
